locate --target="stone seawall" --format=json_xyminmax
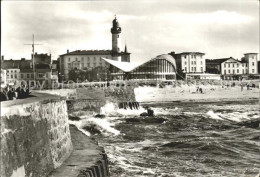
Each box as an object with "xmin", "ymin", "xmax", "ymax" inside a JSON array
[{"xmin": 0, "ymin": 94, "xmax": 73, "ymax": 177}]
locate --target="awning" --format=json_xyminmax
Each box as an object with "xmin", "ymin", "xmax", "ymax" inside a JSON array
[{"xmin": 102, "ymin": 58, "xmax": 141, "ymax": 72}]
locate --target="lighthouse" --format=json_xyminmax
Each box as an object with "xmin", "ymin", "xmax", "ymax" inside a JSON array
[{"xmin": 111, "ymin": 16, "xmax": 122, "ymax": 61}]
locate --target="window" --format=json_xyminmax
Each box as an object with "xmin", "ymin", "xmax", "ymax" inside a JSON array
[
  {"xmin": 31, "ymin": 74, "xmax": 34, "ymax": 78},
  {"xmin": 88, "ymin": 57, "xmax": 90, "ymax": 61},
  {"xmin": 184, "ymin": 61, "xmax": 187, "ymax": 65},
  {"xmin": 194, "ymin": 61, "xmax": 196, "ymax": 65},
  {"xmin": 252, "ymin": 69, "xmax": 255, "ymax": 73},
  {"xmin": 233, "ymin": 69, "xmax": 235, "ymax": 74},
  {"xmin": 38, "ymin": 73, "xmax": 45, "ymax": 78},
  {"xmin": 100, "ymin": 57, "xmax": 102, "ymax": 61},
  {"xmin": 194, "ymin": 67, "xmax": 196, "ymax": 72},
  {"xmin": 11, "ymin": 75, "xmax": 13, "ymax": 78},
  {"xmin": 191, "ymin": 61, "xmax": 193, "ymax": 65},
  {"xmin": 68, "ymin": 63, "xmax": 71, "ymax": 69},
  {"xmin": 233, "ymin": 64, "xmax": 234, "ymax": 67},
  {"xmin": 224, "ymin": 70, "xmax": 226, "ymax": 74},
  {"xmin": 21, "ymin": 74, "xmax": 23, "ymax": 78},
  {"xmin": 7, "ymin": 70, "xmax": 9, "ymax": 73},
  {"xmin": 14, "ymin": 74, "xmax": 17, "ymax": 79},
  {"xmin": 242, "ymin": 70, "xmax": 244, "ymax": 74},
  {"xmin": 75, "ymin": 58, "xmax": 78, "ymax": 61},
  {"xmin": 252, "ymin": 62, "xmax": 254, "ymax": 66},
  {"xmin": 191, "ymin": 67, "xmax": 193, "ymax": 71},
  {"xmin": 228, "ymin": 63, "xmax": 230, "ymax": 67},
  {"xmin": 224, "ymin": 64, "xmax": 226, "ymax": 67},
  {"xmin": 237, "ymin": 69, "xmax": 239, "ymax": 73},
  {"xmin": 194, "ymin": 55, "xmax": 196, "ymax": 59},
  {"xmin": 68, "ymin": 58, "xmax": 70, "ymax": 62},
  {"xmin": 81, "ymin": 57, "xmax": 84, "ymax": 61},
  {"xmin": 184, "ymin": 55, "xmax": 186, "ymax": 59},
  {"xmin": 15, "ymin": 70, "xmax": 17, "ymax": 72},
  {"xmin": 185, "ymin": 67, "xmax": 187, "ymax": 71},
  {"xmin": 201, "ymin": 61, "xmax": 203, "ymax": 65},
  {"xmin": 201, "ymin": 67, "xmax": 203, "ymax": 72},
  {"xmin": 228, "ymin": 70, "xmax": 230, "ymax": 74},
  {"xmin": 246, "ymin": 64, "xmax": 248, "ymax": 67},
  {"xmin": 87, "ymin": 63, "xmax": 90, "ymax": 67},
  {"xmin": 27, "ymin": 74, "xmax": 30, "ymax": 78},
  {"xmin": 237, "ymin": 64, "xmax": 239, "ymax": 67},
  {"xmin": 11, "ymin": 70, "xmax": 13, "ymax": 73},
  {"xmin": 94, "ymin": 57, "xmax": 96, "ymax": 61}
]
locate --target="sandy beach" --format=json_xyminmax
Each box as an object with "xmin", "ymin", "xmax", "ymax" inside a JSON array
[{"xmin": 135, "ymin": 85, "xmax": 259, "ymax": 103}]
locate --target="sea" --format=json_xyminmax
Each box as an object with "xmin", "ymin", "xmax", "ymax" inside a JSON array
[{"xmin": 70, "ymin": 99, "xmax": 260, "ymax": 177}]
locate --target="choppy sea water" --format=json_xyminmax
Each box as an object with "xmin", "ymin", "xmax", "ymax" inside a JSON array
[{"xmin": 70, "ymin": 99, "xmax": 260, "ymax": 177}]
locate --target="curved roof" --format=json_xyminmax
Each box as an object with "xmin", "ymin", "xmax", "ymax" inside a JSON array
[
  {"xmin": 154, "ymin": 54, "xmax": 176, "ymax": 69},
  {"xmin": 102, "ymin": 54, "xmax": 177, "ymax": 73}
]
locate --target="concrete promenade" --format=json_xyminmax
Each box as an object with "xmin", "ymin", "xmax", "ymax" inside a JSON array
[{"xmin": 48, "ymin": 125, "xmax": 109, "ymax": 177}]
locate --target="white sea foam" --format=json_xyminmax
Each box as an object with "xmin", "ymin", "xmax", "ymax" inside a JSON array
[
  {"xmin": 206, "ymin": 110, "xmax": 223, "ymax": 120},
  {"xmin": 69, "ymin": 120, "xmax": 91, "ymax": 136},
  {"xmin": 106, "ymin": 145, "xmax": 156, "ymax": 175},
  {"xmin": 86, "ymin": 117, "xmax": 120, "ymax": 136}
]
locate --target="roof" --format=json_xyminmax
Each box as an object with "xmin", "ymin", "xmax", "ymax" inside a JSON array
[
  {"xmin": 1, "ymin": 60, "xmax": 21, "ymax": 69},
  {"xmin": 103, "ymin": 54, "xmax": 177, "ymax": 72},
  {"xmin": 154, "ymin": 54, "xmax": 176, "ymax": 69},
  {"xmin": 35, "ymin": 63, "xmax": 51, "ymax": 69},
  {"xmin": 52, "ymin": 60, "xmax": 58, "ymax": 64},
  {"xmin": 34, "ymin": 53, "xmax": 51, "ymax": 64},
  {"xmin": 177, "ymin": 52, "xmax": 205, "ymax": 55},
  {"xmin": 60, "ymin": 50, "xmax": 112, "ymax": 56},
  {"xmin": 244, "ymin": 53, "xmax": 258, "ymax": 55},
  {"xmin": 206, "ymin": 57, "xmax": 240, "ymax": 64},
  {"xmin": 102, "ymin": 58, "xmax": 141, "ymax": 72}
]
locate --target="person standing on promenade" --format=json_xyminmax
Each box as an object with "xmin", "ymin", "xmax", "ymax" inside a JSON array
[{"xmin": 241, "ymin": 84, "xmax": 243, "ymax": 91}]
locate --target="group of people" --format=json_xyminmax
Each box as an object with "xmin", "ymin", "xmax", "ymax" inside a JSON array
[
  {"xmin": 241, "ymin": 83, "xmax": 253, "ymax": 91},
  {"xmin": 196, "ymin": 86, "xmax": 204, "ymax": 94},
  {"xmin": 0, "ymin": 85, "xmax": 30, "ymax": 102}
]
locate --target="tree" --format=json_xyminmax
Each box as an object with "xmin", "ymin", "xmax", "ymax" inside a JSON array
[{"xmin": 68, "ymin": 68, "xmax": 87, "ymax": 82}]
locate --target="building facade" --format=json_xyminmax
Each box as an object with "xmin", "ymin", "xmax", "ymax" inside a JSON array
[
  {"xmin": 242, "ymin": 53, "xmax": 258, "ymax": 75},
  {"xmin": 58, "ymin": 17, "xmax": 130, "ymax": 81},
  {"xmin": 1, "ymin": 54, "xmax": 58, "ymax": 88},
  {"xmin": 1, "ymin": 70, "xmax": 7, "ymax": 88},
  {"xmin": 206, "ymin": 53, "xmax": 258, "ymax": 80},
  {"xmin": 1, "ymin": 59, "xmax": 21, "ymax": 86},
  {"xmin": 169, "ymin": 52, "xmax": 206, "ymax": 74}
]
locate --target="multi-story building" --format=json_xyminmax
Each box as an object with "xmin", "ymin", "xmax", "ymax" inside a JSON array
[
  {"xmin": 1, "ymin": 70, "xmax": 7, "ymax": 88},
  {"xmin": 169, "ymin": 52, "xmax": 206, "ymax": 74},
  {"xmin": 1, "ymin": 58, "xmax": 21, "ymax": 86},
  {"xmin": 58, "ymin": 16, "xmax": 130, "ymax": 81},
  {"xmin": 1, "ymin": 54, "xmax": 58, "ymax": 88},
  {"xmin": 242, "ymin": 53, "xmax": 258, "ymax": 74},
  {"xmin": 206, "ymin": 53, "xmax": 258, "ymax": 80}
]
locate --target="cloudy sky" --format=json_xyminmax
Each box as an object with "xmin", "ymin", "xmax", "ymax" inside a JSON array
[{"xmin": 1, "ymin": 0, "xmax": 259, "ymax": 63}]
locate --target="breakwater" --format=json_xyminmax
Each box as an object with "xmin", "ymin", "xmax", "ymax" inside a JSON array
[{"xmin": 0, "ymin": 93, "xmax": 73, "ymax": 177}]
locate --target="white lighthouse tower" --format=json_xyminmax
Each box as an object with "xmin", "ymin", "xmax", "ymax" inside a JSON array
[{"xmin": 111, "ymin": 16, "xmax": 122, "ymax": 61}]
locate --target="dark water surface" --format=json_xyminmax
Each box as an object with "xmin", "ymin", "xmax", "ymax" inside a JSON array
[{"xmin": 91, "ymin": 100, "xmax": 260, "ymax": 177}]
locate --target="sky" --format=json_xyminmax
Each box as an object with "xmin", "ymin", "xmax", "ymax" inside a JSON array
[{"xmin": 1, "ymin": 0, "xmax": 259, "ymax": 63}]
